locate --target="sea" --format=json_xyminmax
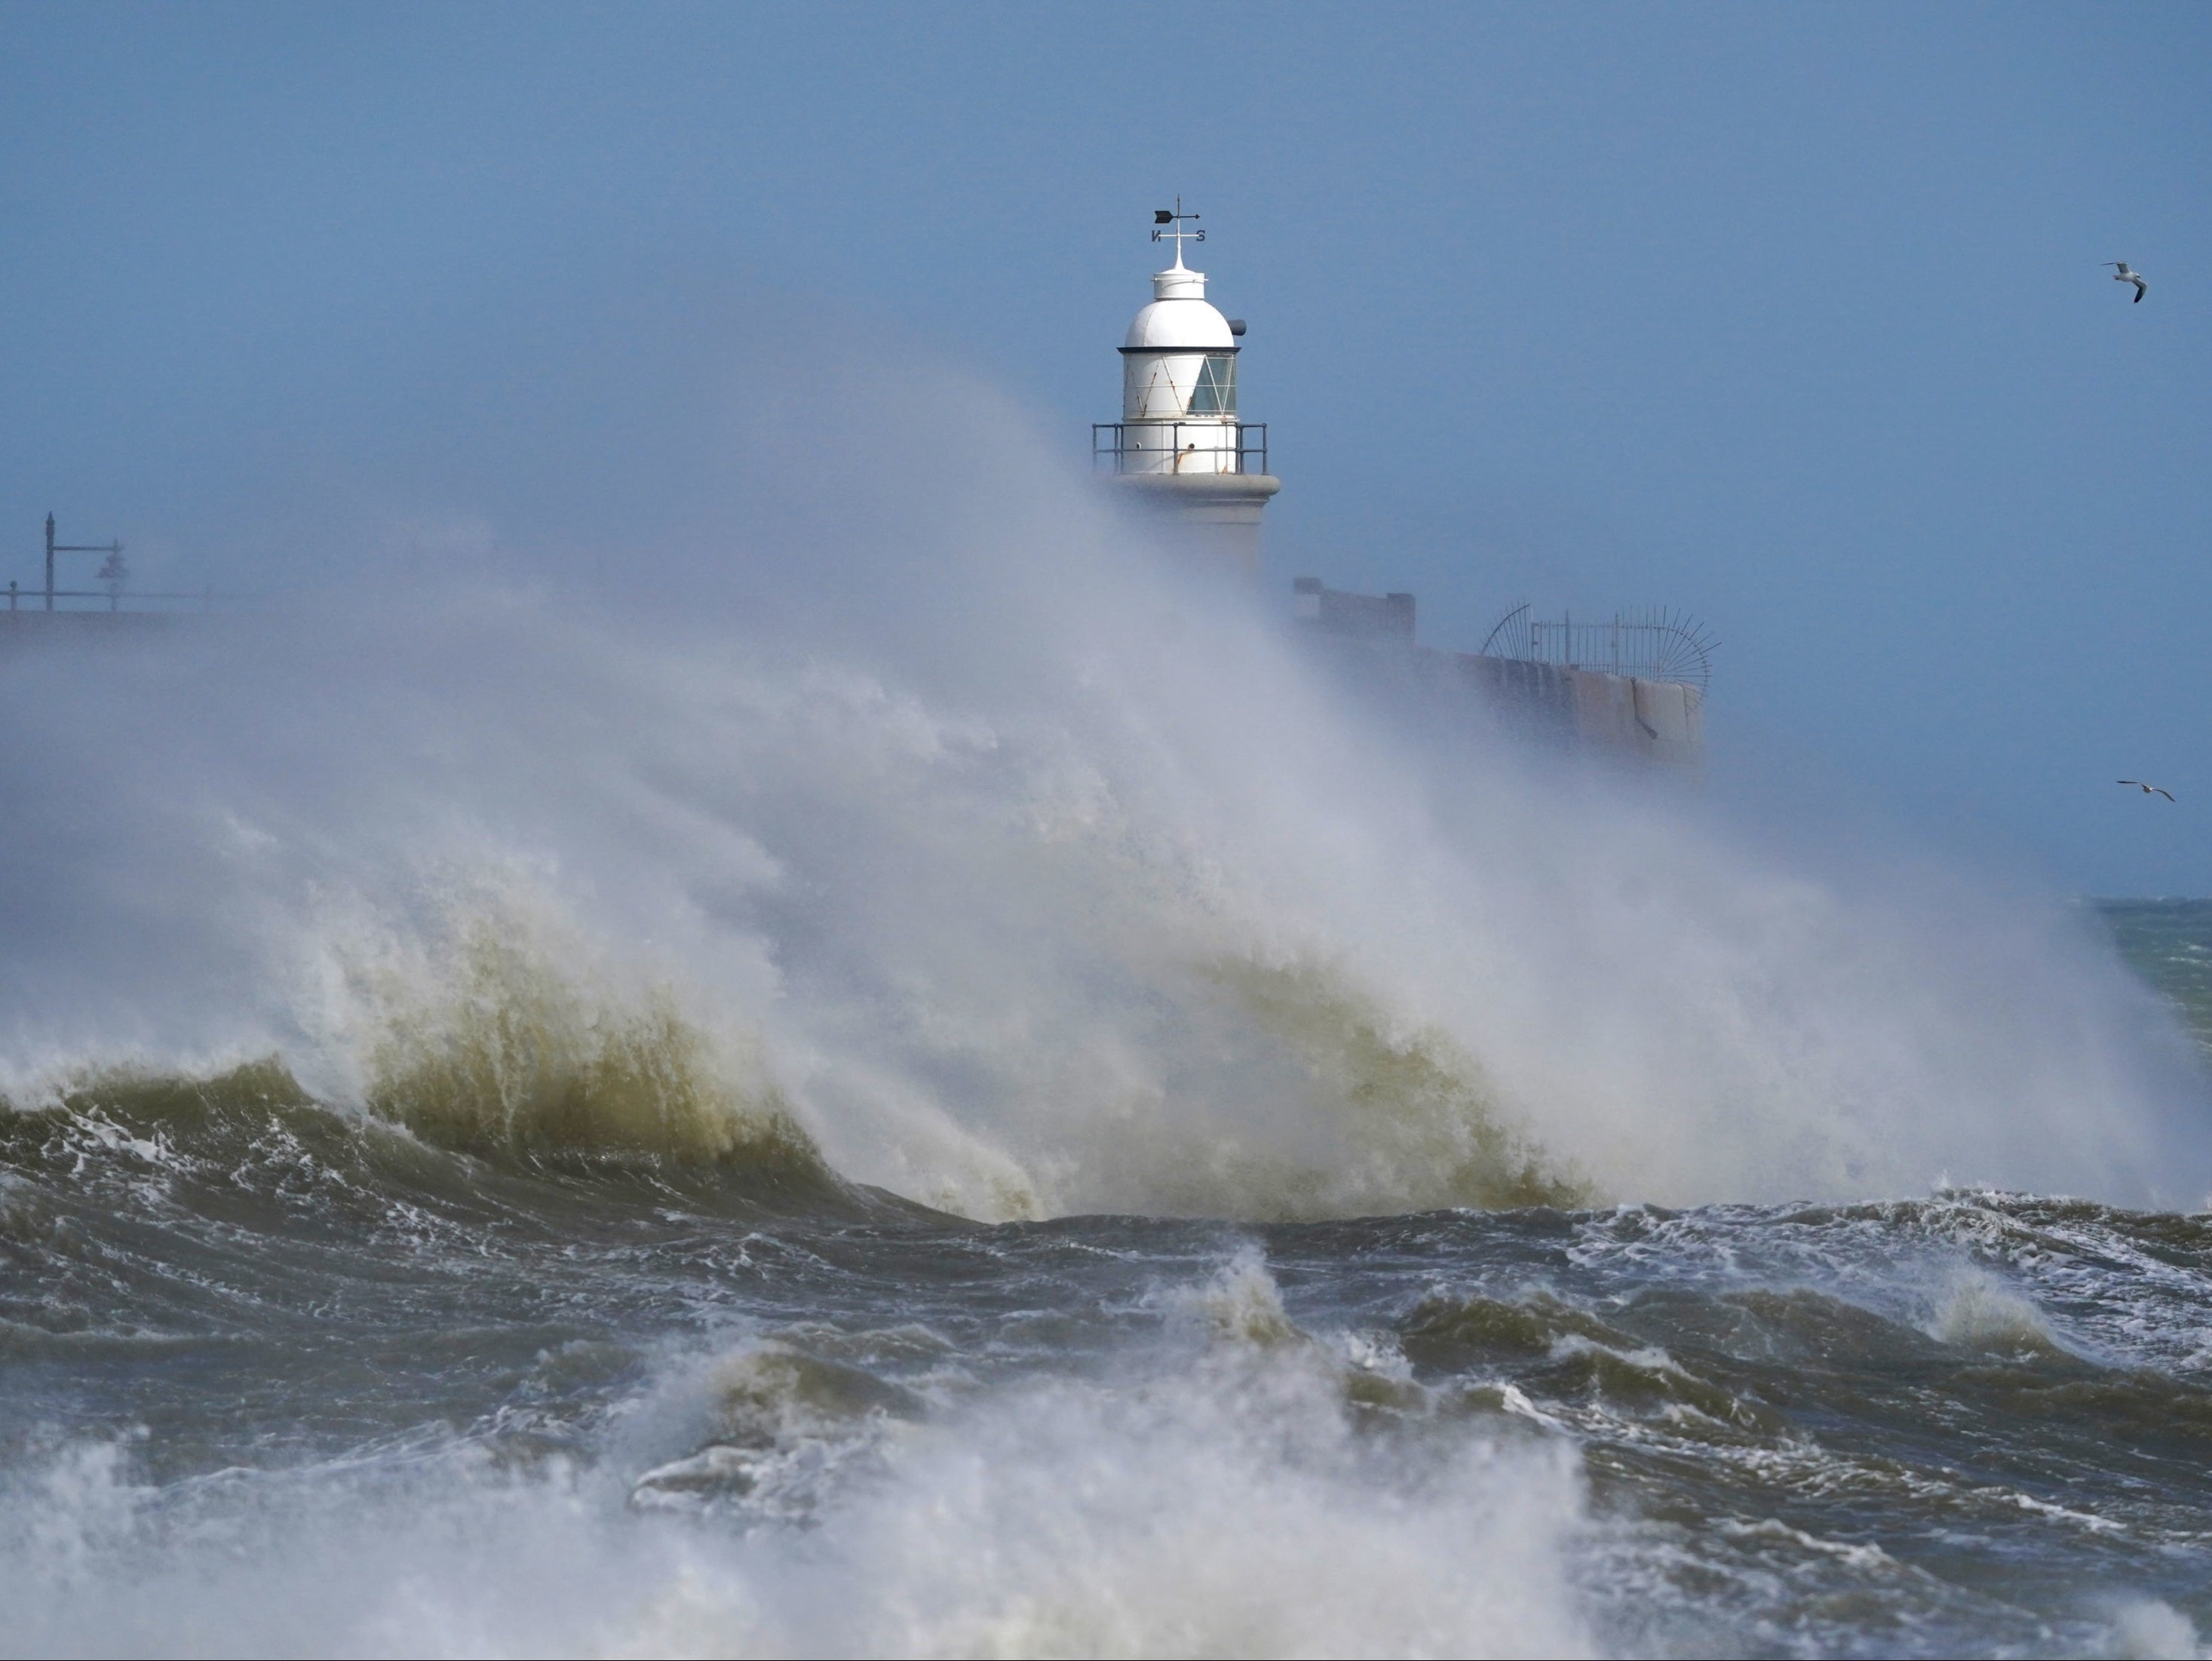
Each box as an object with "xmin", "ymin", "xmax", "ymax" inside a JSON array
[{"xmin": 2, "ymin": 585, "xmax": 2208, "ymax": 1659}]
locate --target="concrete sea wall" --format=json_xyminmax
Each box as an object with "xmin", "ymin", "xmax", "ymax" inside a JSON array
[{"xmin": 1299, "ymin": 629, "xmax": 1705, "ymax": 767}]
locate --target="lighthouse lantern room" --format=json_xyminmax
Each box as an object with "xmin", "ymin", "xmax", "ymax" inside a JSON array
[{"xmin": 1094, "ymin": 203, "xmax": 1281, "ymax": 573}]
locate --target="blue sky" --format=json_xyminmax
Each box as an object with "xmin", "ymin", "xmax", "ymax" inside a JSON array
[{"xmin": 2, "ymin": 2, "xmax": 2205, "ymax": 893}]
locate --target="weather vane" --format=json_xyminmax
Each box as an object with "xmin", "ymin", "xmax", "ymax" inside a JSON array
[{"xmin": 1151, "ymin": 197, "xmax": 1204, "ymax": 260}]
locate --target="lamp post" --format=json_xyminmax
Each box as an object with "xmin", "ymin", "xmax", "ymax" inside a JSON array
[{"xmin": 45, "ymin": 513, "xmax": 122, "ymax": 612}]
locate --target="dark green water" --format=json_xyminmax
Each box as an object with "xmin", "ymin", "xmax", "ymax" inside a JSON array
[{"xmin": 2100, "ymin": 899, "xmax": 2212, "ymax": 1055}]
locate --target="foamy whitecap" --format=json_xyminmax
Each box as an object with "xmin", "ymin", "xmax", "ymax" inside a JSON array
[
  {"xmin": 1929, "ymin": 1276, "xmax": 2068, "ymax": 1359},
  {"xmin": 0, "ymin": 1351, "xmax": 1597, "ymax": 1659},
  {"xmin": 2103, "ymin": 1598, "xmax": 2201, "ymax": 1661}
]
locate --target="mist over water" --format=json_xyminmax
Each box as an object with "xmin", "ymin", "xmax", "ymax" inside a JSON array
[{"xmin": 5, "ymin": 339, "xmax": 2210, "ymax": 1656}]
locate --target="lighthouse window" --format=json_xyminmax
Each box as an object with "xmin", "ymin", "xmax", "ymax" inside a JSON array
[{"xmin": 1188, "ymin": 352, "xmax": 1238, "ymax": 416}]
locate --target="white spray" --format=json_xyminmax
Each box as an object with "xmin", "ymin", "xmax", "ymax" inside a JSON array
[{"xmin": 0, "ymin": 326, "xmax": 2201, "ymax": 1219}]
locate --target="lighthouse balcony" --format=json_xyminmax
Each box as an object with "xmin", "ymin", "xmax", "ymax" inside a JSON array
[{"xmin": 1091, "ymin": 422, "xmax": 1269, "ymax": 477}]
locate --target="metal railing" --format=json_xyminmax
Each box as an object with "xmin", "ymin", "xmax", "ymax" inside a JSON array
[
  {"xmin": 5, "ymin": 581, "xmax": 224, "ymax": 614},
  {"xmin": 9, "ymin": 516, "xmax": 240, "ymax": 615},
  {"xmin": 1478, "ymin": 603, "xmax": 1717, "ymax": 692},
  {"xmin": 1092, "ymin": 422, "xmax": 1269, "ymax": 476}
]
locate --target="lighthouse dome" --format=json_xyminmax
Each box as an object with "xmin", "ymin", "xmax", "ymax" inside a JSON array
[{"xmin": 1123, "ymin": 266, "xmax": 1235, "ymax": 352}]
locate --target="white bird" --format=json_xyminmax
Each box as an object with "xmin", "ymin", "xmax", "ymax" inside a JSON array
[
  {"xmin": 2118, "ymin": 780, "xmax": 2175, "ymax": 801},
  {"xmin": 2105, "ymin": 262, "xmax": 2148, "ymax": 303}
]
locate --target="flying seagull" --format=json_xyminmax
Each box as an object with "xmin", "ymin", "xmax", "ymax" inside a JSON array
[
  {"xmin": 2118, "ymin": 780, "xmax": 2175, "ymax": 801},
  {"xmin": 2105, "ymin": 262, "xmax": 2148, "ymax": 302}
]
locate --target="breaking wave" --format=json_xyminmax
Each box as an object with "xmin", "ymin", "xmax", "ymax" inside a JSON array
[
  {"xmin": 357, "ymin": 916, "xmax": 818, "ymax": 1171},
  {"xmin": 0, "ymin": 351, "xmax": 2204, "ymax": 1227}
]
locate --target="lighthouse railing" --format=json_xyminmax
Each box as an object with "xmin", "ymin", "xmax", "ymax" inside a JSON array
[{"xmin": 1092, "ymin": 422, "xmax": 1268, "ymax": 477}]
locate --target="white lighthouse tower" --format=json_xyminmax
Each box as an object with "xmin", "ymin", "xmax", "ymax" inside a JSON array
[{"xmin": 1094, "ymin": 203, "xmax": 1281, "ymax": 573}]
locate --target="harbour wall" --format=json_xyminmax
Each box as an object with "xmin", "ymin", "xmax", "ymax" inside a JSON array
[{"xmin": 1290, "ymin": 583, "xmax": 1704, "ymax": 766}]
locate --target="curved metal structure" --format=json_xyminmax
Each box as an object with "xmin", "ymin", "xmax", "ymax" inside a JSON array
[
  {"xmin": 1477, "ymin": 603, "xmax": 1717, "ymax": 692},
  {"xmin": 1477, "ymin": 601, "xmax": 1532, "ymax": 662}
]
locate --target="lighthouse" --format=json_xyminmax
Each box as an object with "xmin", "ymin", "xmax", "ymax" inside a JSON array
[{"xmin": 1093, "ymin": 203, "xmax": 1281, "ymax": 573}]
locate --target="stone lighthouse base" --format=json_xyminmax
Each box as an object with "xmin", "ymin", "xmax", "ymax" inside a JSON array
[{"xmin": 1103, "ymin": 471, "xmax": 1283, "ymax": 575}]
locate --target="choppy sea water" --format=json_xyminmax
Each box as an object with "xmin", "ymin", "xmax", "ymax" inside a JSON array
[
  {"xmin": 0, "ymin": 907, "xmax": 2204, "ymax": 1659},
  {"xmin": 3, "ymin": 556, "xmax": 2209, "ymax": 1659}
]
